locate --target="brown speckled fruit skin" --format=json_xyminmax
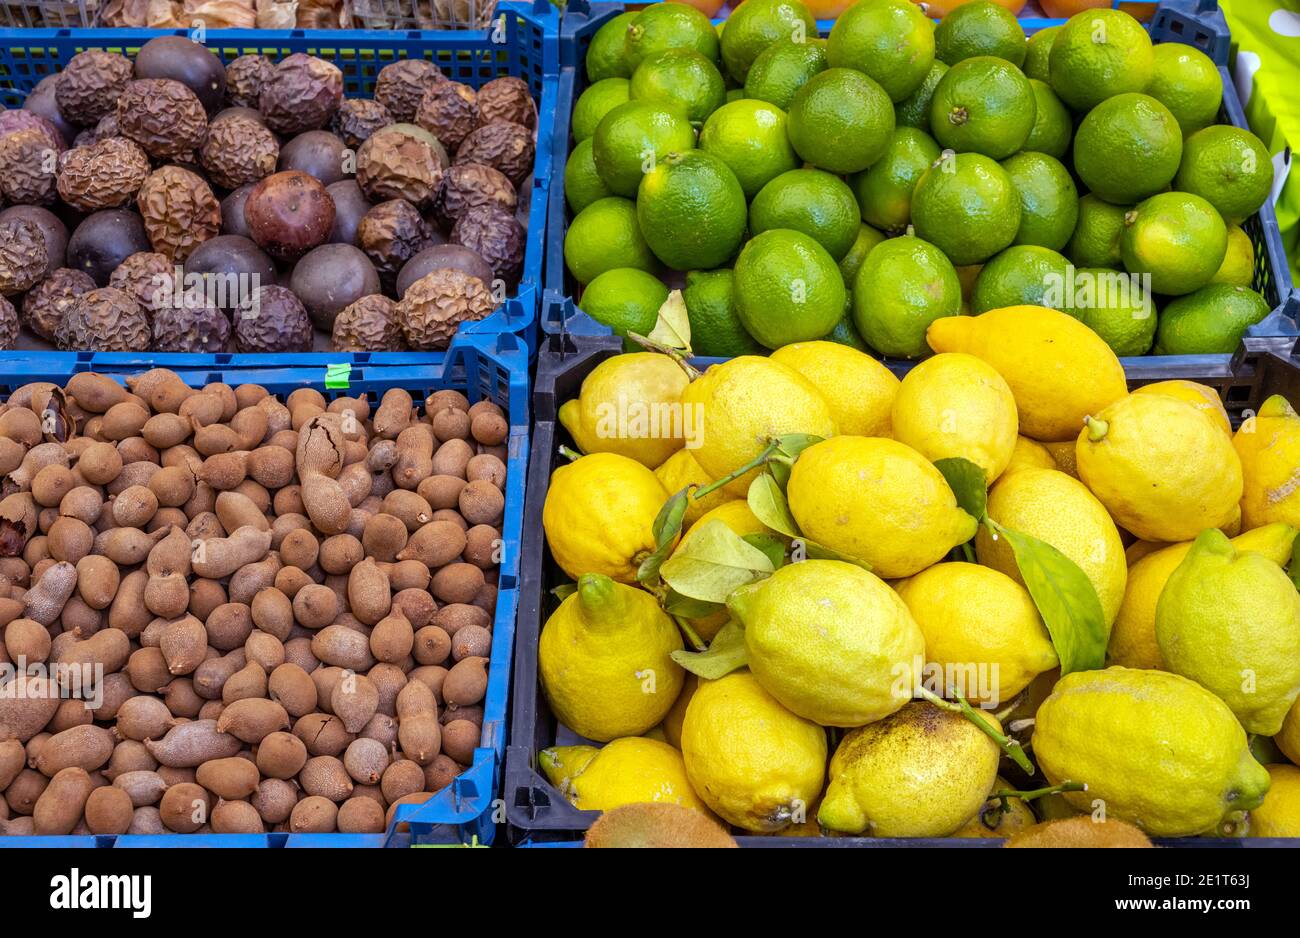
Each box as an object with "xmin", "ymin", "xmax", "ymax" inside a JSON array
[
  {"xmin": 55, "ymin": 50, "xmax": 133, "ymax": 126},
  {"xmin": 331, "ymin": 294, "xmax": 403, "ymax": 352},
  {"xmin": 200, "ymin": 114, "xmax": 280, "ymax": 190},
  {"xmin": 55, "ymin": 137, "xmax": 151, "ymax": 213},
  {"xmin": 244, "ymin": 171, "xmax": 337, "ymax": 263},
  {"xmin": 356, "ymin": 129, "xmax": 446, "ymax": 209},
  {"xmin": 136, "ymin": 167, "xmax": 222, "ymax": 263},
  {"xmin": 398, "ymin": 268, "xmax": 495, "ymax": 351},
  {"xmin": 116, "ymin": 79, "xmax": 209, "ymax": 159}
]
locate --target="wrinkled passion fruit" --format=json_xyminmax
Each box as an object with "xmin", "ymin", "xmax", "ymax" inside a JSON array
[
  {"xmin": 56, "ymin": 286, "xmax": 151, "ymax": 351},
  {"xmin": 455, "ymin": 120, "xmax": 535, "ymax": 186},
  {"xmin": 0, "ymin": 218, "xmax": 50, "ymax": 296},
  {"xmin": 450, "ymin": 204, "xmax": 525, "ymax": 287},
  {"xmin": 398, "ymin": 268, "xmax": 495, "ymax": 351},
  {"xmin": 225, "ymin": 54, "xmax": 275, "ymax": 109},
  {"xmin": 116, "ymin": 78, "xmax": 209, "ymax": 159},
  {"xmin": 356, "ymin": 199, "xmax": 435, "ymax": 280},
  {"xmin": 56, "ymin": 50, "xmax": 134, "ymax": 126},
  {"xmin": 259, "ymin": 54, "xmax": 344, "ymax": 135},
  {"xmin": 415, "ymin": 82, "xmax": 479, "ymax": 153},
  {"xmin": 134, "ymin": 35, "xmax": 228, "ymax": 113},
  {"xmin": 0, "ymin": 128, "xmax": 60, "ymax": 206},
  {"xmin": 332, "ymin": 98, "xmax": 393, "ymax": 150},
  {"xmin": 233, "ymin": 284, "xmax": 313, "ymax": 352},
  {"xmin": 374, "ymin": 59, "xmax": 445, "ymax": 123},
  {"xmin": 332, "ymin": 293, "xmax": 403, "ymax": 352},
  {"xmin": 355, "ymin": 124, "xmax": 447, "ymax": 208},
  {"xmin": 152, "ymin": 302, "xmax": 232, "ymax": 352},
  {"xmin": 56, "ymin": 137, "xmax": 151, "ymax": 212},
  {"xmin": 136, "ymin": 166, "xmax": 221, "ymax": 262},
  {"xmin": 200, "ymin": 114, "xmax": 280, "ymax": 190},
  {"xmin": 475, "ymin": 76, "xmax": 536, "ymax": 130},
  {"xmin": 22, "ymin": 268, "xmax": 96, "ymax": 343},
  {"xmin": 108, "ymin": 251, "xmax": 175, "ymax": 313}
]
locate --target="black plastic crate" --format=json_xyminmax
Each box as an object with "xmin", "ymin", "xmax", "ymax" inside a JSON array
[{"xmin": 504, "ymin": 331, "xmax": 1300, "ymax": 846}]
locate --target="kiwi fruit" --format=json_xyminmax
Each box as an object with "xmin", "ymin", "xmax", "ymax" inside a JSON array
[{"xmin": 584, "ymin": 803, "xmax": 738, "ymax": 849}]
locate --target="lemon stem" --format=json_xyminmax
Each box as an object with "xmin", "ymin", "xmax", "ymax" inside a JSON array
[
  {"xmin": 918, "ymin": 687, "xmax": 1035, "ymax": 774},
  {"xmin": 993, "ymin": 781, "xmax": 1086, "ymax": 804},
  {"xmin": 1083, "ymin": 415, "xmax": 1109, "ymax": 442},
  {"xmin": 691, "ymin": 440, "xmax": 782, "ymax": 500},
  {"xmin": 625, "ymin": 331, "xmax": 702, "ymax": 381},
  {"xmin": 558, "ymin": 445, "xmax": 583, "ymax": 462}
]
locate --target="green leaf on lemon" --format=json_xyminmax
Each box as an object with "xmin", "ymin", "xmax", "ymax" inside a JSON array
[
  {"xmin": 742, "ymin": 532, "xmax": 787, "ymax": 569},
  {"xmin": 664, "ymin": 590, "xmax": 721, "ymax": 619},
  {"xmin": 746, "ymin": 474, "xmax": 800, "ymax": 538},
  {"xmin": 988, "ymin": 520, "xmax": 1106, "ymax": 674},
  {"xmin": 670, "ymin": 620, "xmax": 748, "ymax": 679},
  {"xmin": 1288, "ymin": 532, "xmax": 1300, "ymax": 592},
  {"xmin": 934, "ymin": 456, "xmax": 988, "ymax": 522},
  {"xmin": 660, "ymin": 519, "xmax": 775, "ymax": 603},
  {"xmin": 637, "ymin": 486, "xmax": 691, "ymax": 586}
]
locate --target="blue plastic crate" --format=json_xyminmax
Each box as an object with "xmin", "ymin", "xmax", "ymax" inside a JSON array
[
  {"xmin": 0, "ymin": 0, "xmax": 561, "ymax": 362},
  {"xmin": 0, "ymin": 330, "xmax": 529, "ymax": 848},
  {"xmin": 543, "ymin": 1, "xmax": 1295, "ymax": 363},
  {"xmin": 503, "ymin": 329, "xmax": 1300, "ymax": 847}
]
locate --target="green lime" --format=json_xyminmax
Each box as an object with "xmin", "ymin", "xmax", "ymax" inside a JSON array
[
  {"xmin": 934, "ymin": 1, "xmax": 1027, "ymax": 67},
  {"xmin": 698, "ymin": 98, "xmax": 799, "ymax": 199},
  {"xmin": 744, "ymin": 37, "xmax": 828, "ymax": 111},
  {"xmin": 911, "ymin": 151, "xmax": 1021, "ymax": 266},
  {"xmin": 1001, "ymin": 151, "xmax": 1078, "ymax": 251},
  {"xmin": 1175, "ymin": 125, "xmax": 1274, "ymax": 225},
  {"xmin": 749, "ymin": 168, "xmax": 862, "ymax": 262},
  {"xmin": 572, "ymin": 78, "xmax": 631, "ymax": 143},
  {"xmin": 1069, "ymin": 267, "xmax": 1158, "ymax": 356},
  {"xmin": 1155, "ymin": 283, "xmax": 1272, "ymax": 354},
  {"xmin": 726, "ymin": 87, "xmax": 746, "ymax": 103},
  {"xmin": 564, "ymin": 138, "xmax": 612, "ymax": 215},
  {"xmin": 827, "ymin": 310, "xmax": 872, "ymax": 352},
  {"xmin": 580, "ymin": 268, "xmax": 669, "ymax": 337},
  {"xmin": 971, "ymin": 245, "xmax": 1072, "ymax": 314},
  {"xmin": 827, "ymin": 0, "xmax": 936, "ymax": 103},
  {"xmin": 564, "ymin": 196, "xmax": 658, "ymax": 284},
  {"xmin": 682, "ymin": 268, "xmax": 765, "ymax": 357},
  {"xmin": 787, "ymin": 67, "xmax": 895, "ymax": 174},
  {"xmin": 929, "ymin": 56, "xmax": 1035, "ymax": 160},
  {"xmin": 852, "ymin": 234, "xmax": 962, "ymax": 357},
  {"xmin": 624, "ymin": 3, "xmax": 720, "ymax": 72},
  {"xmin": 720, "ymin": 0, "xmax": 818, "ymax": 84},
  {"xmin": 1147, "ymin": 43, "xmax": 1222, "ymax": 138},
  {"xmin": 1024, "ymin": 78, "xmax": 1071, "ymax": 159},
  {"xmin": 1023, "ymin": 25, "xmax": 1059, "ymax": 82},
  {"xmin": 895, "ymin": 60, "xmax": 947, "ymax": 130},
  {"xmin": 1210, "ymin": 224, "xmax": 1255, "ymax": 287},
  {"xmin": 1121, "ymin": 191, "xmax": 1228, "ymax": 296},
  {"xmin": 1067, "ymin": 194, "xmax": 1130, "ymax": 268},
  {"xmin": 733, "ymin": 228, "xmax": 846, "ymax": 348},
  {"xmin": 1048, "ymin": 8, "xmax": 1154, "ymax": 112},
  {"xmin": 586, "ymin": 11, "xmax": 638, "ymax": 82},
  {"xmin": 1072, "ymin": 93, "xmax": 1182, "ymax": 205},
  {"xmin": 629, "ymin": 49, "xmax": 727, "ymax": 124},
  {"xmin": 637, "ymin": 150, "xmax": 748, "ymax": 271},
  {"xmin": 839, "ymin": 222, "xmax": 887, "ymax": 286},
  {"xmin": 849, "ymin": 126, "xmax": 941, "ymax": 233},
  {"xmin": 591, "ymin": 100, "xmax": 696, "ymax": 197}
]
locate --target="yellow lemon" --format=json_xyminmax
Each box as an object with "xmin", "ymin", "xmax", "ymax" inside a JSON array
[
  {"xmin": 1124, "ymin": 539, "xmax": 1166, "ymax": 566},
  {"xmin": 890, "ymin": 352, "xmax": 1019, "ymax": 483},
  {"xmin": 1004, "ymin": 435, "xmax": 1056, "ymax": 475},
  {"xmin": 728, "ymin": 559, "xmax": 925, "ymax": 727},
  {"xmin": 538, "ymin": 737, "xmax": 712, "ymax": 816},
  {"xmin": 653, "ymin": 447, "xmax": 735, "ymax": 531},
  {"xmin": 1042, "ymin": 440, "xmax": 1079, "ymax": 478},
  {"xmin": 976, "ymin": 467, "xmax": 1127, "ymax": 626},
  {"xmin": 1251, "ymin": 764, "xmax": 1300, "ymax": 838},
  {"xmin": 682, "ymin": 355, "xmax": 837, "ymax": 497},
  {"xmin": 1033, "ymin": 667, "xmax": 1271, "ymax": 837},
  {"xmin": 661, "ymin": 673, "xmax": 698, "ymax": 749},
  {"xmin": 770, "ymin": 340, "xmax": 900, "ymax": 437},
  {"xmin": 1276, "ymin": 697, "xmax": 1300, "ymax": 765},
  {"xmin": 543, "ymin": 452, "xmax": 671, "ymax": 583},
  {"xmin": 1234, "ymin": 395, "xmax": 1300, "ymax": 531},
  {"xmin": 1133, "ymin": 379, "xmax": 1231, "ymax": 436},
  {"xmin": 558, "ymin": 352, "xmax": 691, "ymax": 468},
  {"xmin": 926, "ymin": 304, "xmax": 1128, "ymax": 442},
  {"xmin": 681, "ymin": 671, "xmax": 827, "ymax": 832},
  {"xmin": 895, "ymin": 562, "xmax": 1058, "ymax": 706},
  {"xmin": 1156, "ymin": 528, "xmax": 1300, "ymax": 736},
  {"xmin": 788, "ymin": 436, "xmax": 978, "ymax": 578},
  {"xmin": 1109, "ymin": 522, "xmax": 1297, "ymax": 670},
  {"xmin": 1076, "ymin": 392, "xmax": 1243, "ymax": 542},
  {"xmin": 819, "ymin": 701, "xmax": 1002, "ymax": 837},
  {"xmin": 952, "ymin": 776, "xmax": 1037, "ymax": 839},
  {"xmin": 538, "ymin": 574, "xmax": 684, "ymax": 741}
]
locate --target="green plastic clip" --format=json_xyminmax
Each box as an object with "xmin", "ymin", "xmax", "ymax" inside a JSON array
[{"xmin": 325, "ymin": 363, "xmax": 352, "ymax": 390}]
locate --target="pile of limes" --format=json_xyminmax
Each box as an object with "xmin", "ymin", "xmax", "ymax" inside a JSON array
[{"xmin": 563, "ymin": 0, "xmax": 1277, "ymax": 358}]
